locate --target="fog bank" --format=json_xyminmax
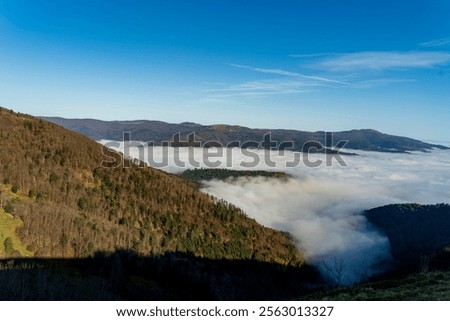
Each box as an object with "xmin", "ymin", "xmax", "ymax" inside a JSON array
[{"xmin": 102, "ymin": 141, "xmax": 450, "ymax": 284}]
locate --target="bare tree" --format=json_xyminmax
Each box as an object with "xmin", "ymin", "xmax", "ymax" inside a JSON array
[{"xmin": 322, "ymin": 257, "xmax": 346, "ymax": 287}]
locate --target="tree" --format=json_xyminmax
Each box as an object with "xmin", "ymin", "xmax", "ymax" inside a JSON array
[
  {"xmin": 3, "ymin": 237, "xmax": 14, "ymax": 255},
  {"xmin": 322, "ymin": 257, "xmax": 346, "ymax": 287},
  {"xmin": 60, "ymin": 232, "xmax": 69, "ymax": 256}
]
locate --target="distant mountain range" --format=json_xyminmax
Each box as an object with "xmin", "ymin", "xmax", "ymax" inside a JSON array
[{"xmin": 42, "ymin": 117, "xmax": 448, "ymax": 153}]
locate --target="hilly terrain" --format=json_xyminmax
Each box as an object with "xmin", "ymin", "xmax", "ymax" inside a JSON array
[
  {"xmin": 304, "ymin": 203, "xmax": 450, "ymax": 300},
  {"xmin": 42, "ymin": 117, "xmax": 448, "ymax": 153},
  {"xmin": 0, "ymin": 107, "xmax": 315, "ymax": 299},
  {"xmin": 2, "ymin": 108, "xmax": 450, "ymax": 300},
  {"xmin": 365, "ymin": 203, "xmax": 450, "ymax": 272}
]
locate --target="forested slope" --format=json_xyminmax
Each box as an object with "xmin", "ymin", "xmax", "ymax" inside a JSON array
[{"xmin": 0, "ymin": 107, "xmax": 302, "ymax": 266}]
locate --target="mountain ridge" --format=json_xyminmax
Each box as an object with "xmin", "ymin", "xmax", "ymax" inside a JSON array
[{"xmin": 42, "ymin": 116, "xmax": 448, "ymax": 153}]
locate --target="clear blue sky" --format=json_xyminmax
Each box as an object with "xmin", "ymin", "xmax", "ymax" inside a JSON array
[{"xmin": 0, "ymin": 0, "xmax": 449, "ymax": 141}]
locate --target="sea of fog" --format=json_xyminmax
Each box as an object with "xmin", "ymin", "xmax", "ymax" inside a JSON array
[{"xmin": 100, "ymin": 140, "xmax": 450, "ymax": 284}]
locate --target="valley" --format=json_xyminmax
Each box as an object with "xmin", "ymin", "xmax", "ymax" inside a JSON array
[{"xmin": 1, "ymin": 107, "xmax": 450, "ymax": 300}]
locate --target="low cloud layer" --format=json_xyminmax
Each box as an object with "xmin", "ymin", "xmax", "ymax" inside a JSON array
[
  {"xmin": 202, "ymin": 175, "xmax": 393, "ymax": 284},
  {"xmin": 103, "ymin": 141, "xmax": 450, "ymax": 284},
  {"xmin": 201, "ymin": 149, "xmax": 450, "ymax": 284}
]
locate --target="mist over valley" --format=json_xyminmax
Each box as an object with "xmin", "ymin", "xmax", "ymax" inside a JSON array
[{"xmin": 107, "ymin": 142, "xmax": 450, "ymax": 284}]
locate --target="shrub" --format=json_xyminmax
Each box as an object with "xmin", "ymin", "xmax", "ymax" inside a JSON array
[
  {"xmin": 77, "ymin": 197, "xmax": 88, "ymax": 210},
  {"xmin": 28, "ymin": 189, "xmax": 36, "ymax": 198},
  {"xmin": 49, "ymin": 172, "xmax": 59, "ymax": 184},
  {"xmin": 3, "ymin": 201, "xmax": 14, "ymax": 214},
  {"xmin": 11, "ymin": 184, "xmax": 19, "ymax": 193}
]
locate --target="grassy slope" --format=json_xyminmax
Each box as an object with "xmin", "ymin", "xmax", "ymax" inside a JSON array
[
  {"xmin": 0, "ymin": 208, "xmax": 32, "ymax": 257},
  {"xmin": 303, "ymin": 271, "xmax": 450, "ymax": 300},
  {"xmin": 0, "ymin": 183, "xmax": 33, "ymax": 257}
]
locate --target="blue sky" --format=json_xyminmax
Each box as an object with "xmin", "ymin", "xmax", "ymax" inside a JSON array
[{"xmin": 0, "ymin": 0, "xmax": 449, "ymax": 141}]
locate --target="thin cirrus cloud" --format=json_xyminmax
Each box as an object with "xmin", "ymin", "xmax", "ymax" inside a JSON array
[
  {"xmin": 312, "ymin": 51, "xmax": 450, "ymax": 71},
  {"xmin": 229, "ymin": 63, "xmax": 347, "ymax": 84},
  {"xmin": 350, "ymin": 78, "xmax": 416, "ymax": 88},
  {"xmin": 207, "ymin": 79, "xmax": 314, "ymax": 98},
  {"xmin": 213, "ymin": 50, "xmax": 450, "ymax": 98},
  {"xmin": 420, "ymin": 37, "xmax": 450, "ymax": 48},
  {"xmin": 229, "ymin": 63, "xmax": 300, "ymax": 77},
  {"xmin": 206, "ymin": 63, "xmax": 347, "ymax": 98}
]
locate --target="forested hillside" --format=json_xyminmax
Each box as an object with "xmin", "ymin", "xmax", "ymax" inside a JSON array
[
  {"xmin": 365, "ymin": 203, "xmax": 450, "ymax": 271},
  {"xmin": 0, "ymin": 107, "xmax": 302, "ymax": 266}
]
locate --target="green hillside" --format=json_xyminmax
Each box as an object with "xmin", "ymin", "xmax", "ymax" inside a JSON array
[{"xmin": 0, "ymin": 208, "xmax": 33, "ymax": 257}]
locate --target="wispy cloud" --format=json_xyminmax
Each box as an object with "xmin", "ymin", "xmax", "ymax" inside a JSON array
[
  {"xmin": 420, "ymin": 37, "xmax": 450, "ymax": 48},
  {"xmin": 214, "ymin": 52, "xmax": 435, "ymax": 99},
  {"xmin": 201, "ymin": 64, "xmax": 348, "ymax": 98},
  {"xmin": 350, "ymin": 78, "xmax": 416, "ymax": 88},
  {"xmin": 229, "ymin": 63, "xmax": 347, "ymax": 84},
  {"xmin": 207, "ymin": 79, "xmax": 315, "ymax": 98},
  {"xmin": 229, "ymin": 63, "xmax": 300, "ymax": 77},
  {"xmin": 313, "ymin": 51, "xmax": 450, "ymax": 71},
  {"xmin": 288, "ymin": 53, "xmax": 332, "ymax": 59}
]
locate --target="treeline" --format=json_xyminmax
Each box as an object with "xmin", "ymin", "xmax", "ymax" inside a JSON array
[
  {"xmin": 180, "ymin": 167, "xmax": 290, "ymax": 182},
  {"xmin": 0, "ymin": 108, "xmax": 303, "ymax": 266}
]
